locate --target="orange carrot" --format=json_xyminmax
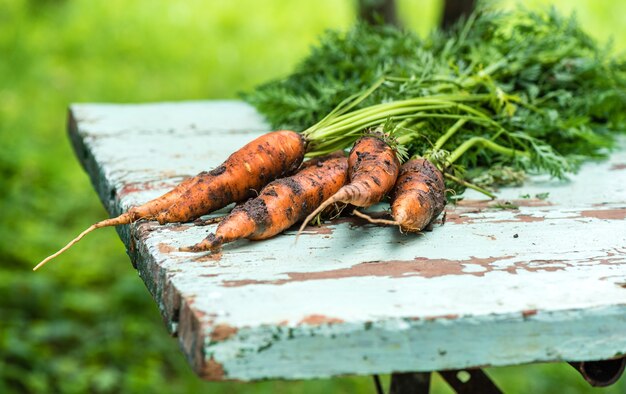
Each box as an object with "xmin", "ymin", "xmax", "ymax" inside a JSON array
[
  {"xmin": 34, "ymin": 130, "xmax": 305, "ymax": 270},
  {"xmin": 153, "ymin": 130, "xmax": 305, "ymax": 223},
  {"xmin": 297, "ymin": 135, "xmax": 400, "ymax": 235},
  {"xmin": 296, "ymin": 150, "xmax": 346, "ymax": 171},
  {"xmin": 353, "ymin": 157, "xmax": 446, "ymax": 232},
  {"xmin": 391, "ymin": 157, "xmax": 446, "ymax": 232},
  {"xmin": 181, "ymin": 155, "xmax": 349, "ymax": 252}
]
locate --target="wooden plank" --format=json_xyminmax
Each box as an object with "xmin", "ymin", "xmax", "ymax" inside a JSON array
[{"xmin": 68, "ymin": 100, "xmax": 626, "ymax": 381}]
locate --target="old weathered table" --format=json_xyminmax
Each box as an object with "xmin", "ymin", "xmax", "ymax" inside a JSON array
[{"xmin": 68, "ymin": 101, "xmax": 626, "ymax": 387}]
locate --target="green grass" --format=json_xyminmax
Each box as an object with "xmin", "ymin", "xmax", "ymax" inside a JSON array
[{"xmin": 0, "ymin": 0, "xmax": 625, "ymax": 392}]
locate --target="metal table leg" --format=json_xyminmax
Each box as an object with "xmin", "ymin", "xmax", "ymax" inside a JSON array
[{"xmin": 388, "ymin": 372, "xmax": 431, "ymax": 393}]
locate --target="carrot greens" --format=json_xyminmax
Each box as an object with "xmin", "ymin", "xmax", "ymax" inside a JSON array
[{"xmin": 245, "ymin": 6, "xmax": 626, "ymax": 195}]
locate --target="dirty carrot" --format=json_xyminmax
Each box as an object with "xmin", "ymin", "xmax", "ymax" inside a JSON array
[
  {"xmin": 181, "ymin": 155, "xmax": 349, "ymax": 252},
  {"xmin": 297, "ymin": 150, "xmax": 346, "ymax": 171},
  {"xmin": 297, "ymin": 135, "xmax": 400, "ymax": 236},
  {"xmin": 153, "ymin": 130, "xmax": 305, "ymax": 224},
  {"xmin": 354, "ymin": 158, "xmax": 446, "ymax": 232},
  {"xmin": 34, "ymin": 130, "xmax": 305, "ymax": 270},
  {"xmin": 389, "ymin": 157, "xmax": 446, "ymax": 232}
]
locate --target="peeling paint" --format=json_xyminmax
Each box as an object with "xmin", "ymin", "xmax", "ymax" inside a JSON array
[
  {"xmin": 493, "ymin": 214, "xmax": 546, "ymax": 223},
  {"xmin": 196, "ymin": 252, "xmax": 223, "ymax": 262},
  {"xmin": 522, "ymin": 309, "xmax": 538, "ymax": 318},
  {"xmin": 299, "ymin": 314, "xmax": 344, "ymax": 325},
  {"xmin": 580, "ymin": 208, "xmax": 626, "ymax": 220},
  {"xmin": 610, "ymin": 163, "xmax": 626, "ymax": 171},
  {"xmin": 69, "ymin": 102, "xmax": 626, "ymax": 382},
  {"xmin": 424, "ymin": 314, "xmax": 460, "ymax": 321},
  {"xmin": 119, "ymin": 180, "xmax": 178, "ymax": 197},
  {"xmin": 455, "ymin": 198, "xmax": 552, "ymax": 208},
  {"xmin": 163, "ymin": 224, "xmax": 193, "ymax": 232},
  {"xmin": 158, "ymin": 243, "xmax": 176, "ymax": 254},
  {"xmin": 219, "ymin": 251, "xmax": 625, "ymax": 288},
  {"xmin": 444, "ymin": 198, "xmax": 556, "ymax": 225},
  {"xmin": 210, "ymin": 324, "xmax": 238, "ymax": 342},
  {"xmin": 515, "ymin": 214, "xmax": 545, "ymax": 222},
  {"xmin": 221, "ymin": 256, "xmax": 515, "ymax": 287},
  {"xmin": 444, "ymin": 211, "xmax": 482, "ymax": 225}
]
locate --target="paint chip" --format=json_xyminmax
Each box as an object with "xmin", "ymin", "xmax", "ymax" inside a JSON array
[
  {"xmin": 299, "ymin": 314, "xmax": 344, "ymax": 326},
  {"xmin": 210, "ymin": 324, "xmax": 238, "ymax": 342}
]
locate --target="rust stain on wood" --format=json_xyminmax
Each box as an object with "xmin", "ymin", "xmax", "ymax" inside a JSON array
[
  {"xmin": 299, "ymin": 314, "xmax": 344, "ymax": 325},
  {"xmin": 580, "ymin": 208, "xmax": 626, "ymax": 220},
  {"xmin": 210, "ymin": 324, "xmax": 238, "ymax": 342}
]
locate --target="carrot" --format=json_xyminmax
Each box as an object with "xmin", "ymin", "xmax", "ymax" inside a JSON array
[
  {"xmin": 34, "ymin": 130, "xmax": 305, "ymax": 270},
  {"xmin": 296, "ymin": 150, "xmax": 346, "ymax": 171},
  {"xmin": 181, "ymin": 155, "xmax": 349, "ymax": 252},
  {"xmin": 391, "ymin": 158, "xmax": 446, "ymax": 232},
  {"xmin": 354, "ymin": 157, "xmax": 446, "ymax": 232},
  {"xmin": 153, "ymin": 130, "xmax": 305, "ymax": 223},
  {"xmin": 297, "ymin": 135, "xmax": 400, "ymax": 235}
]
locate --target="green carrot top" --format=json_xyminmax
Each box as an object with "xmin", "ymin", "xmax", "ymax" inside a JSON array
[{"xmin": 245, "ymin": 6, "xmax": 626, "ymax": 194}]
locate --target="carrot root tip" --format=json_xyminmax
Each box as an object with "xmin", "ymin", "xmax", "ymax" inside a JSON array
[
  {"xmin": 33, "ymin": 213, "xmax": 134, "ymax": 271},
  {"xmin": 352, "ymin": 209, "xmax": 399, "ymax": 227},
  {"xmin": 180, "ymin": 234, "xmax": 223, "ymax": 253},
  {"xmin": 193, "ymin": 216, "xmax": 224, "ymax": 226}
]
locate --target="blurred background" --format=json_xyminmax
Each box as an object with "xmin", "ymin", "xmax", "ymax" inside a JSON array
[{"xmin": 1, "ymin": 0, "xmax": 625, "ymax": 392}]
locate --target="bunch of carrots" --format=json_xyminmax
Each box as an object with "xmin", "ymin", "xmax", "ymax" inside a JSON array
[
  {"xmin": 35, "ymin": 7, "xmax": 626, "ymax": 270},
  {"xmin": 35, "ymin": 121, "xmax": 446, "ymax": 270}
]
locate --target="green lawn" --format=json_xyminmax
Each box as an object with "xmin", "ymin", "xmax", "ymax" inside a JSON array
[{"xmin": 1, "ymin": 0, "xmax": 625, "ymax": 392}]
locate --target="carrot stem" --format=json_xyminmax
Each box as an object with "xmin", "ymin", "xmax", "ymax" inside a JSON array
[
  {"xmin": 447, "ymin": 136, "xmax": 530, "ymax": 165},
  {"xmin": 432, "ymin": 118, "xmax": 468, "ymax": 150},
  {"xmin": 443, "ymin": 172, "xmax": 496, "ymax": 199}
]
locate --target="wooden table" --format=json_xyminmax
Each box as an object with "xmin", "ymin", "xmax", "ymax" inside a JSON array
[{"xmin": 68, "ymin": 100, "xmax": 626, "ymax": 387}]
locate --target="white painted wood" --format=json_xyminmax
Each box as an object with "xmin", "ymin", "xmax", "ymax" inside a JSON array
[{"xmin": 68, "ymin": 100, "xmax": 626, "ymax": 381}]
